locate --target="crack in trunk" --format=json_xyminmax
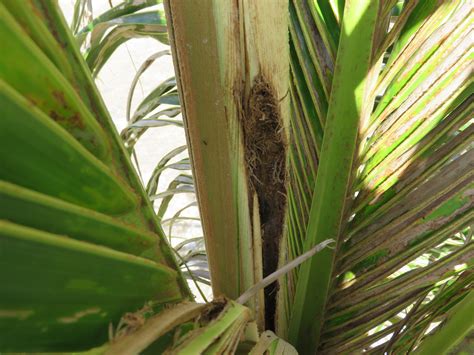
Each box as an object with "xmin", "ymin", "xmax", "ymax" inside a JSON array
[{"xmin": 241, "ymin": 75, "xmax": 287, "ymax": 330}]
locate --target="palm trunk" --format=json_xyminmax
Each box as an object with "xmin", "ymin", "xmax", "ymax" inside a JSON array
[{"xmin": 164, "ymin": 0, "xmax": 290, "ymax": 330}]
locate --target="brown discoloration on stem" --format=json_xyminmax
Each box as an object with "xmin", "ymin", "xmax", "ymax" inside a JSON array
[
  {"xmin": 199, "ymin": 297, "xmax": 228, "ymax": 324},
  {"xmin": 240, "ymin": 75, "xmax": 287, "ymax": 330}
]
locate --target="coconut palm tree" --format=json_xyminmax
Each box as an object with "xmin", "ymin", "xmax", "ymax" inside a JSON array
[{"xmin": 0, "ymin": 0, "xmax": 472, "ymax": 353}]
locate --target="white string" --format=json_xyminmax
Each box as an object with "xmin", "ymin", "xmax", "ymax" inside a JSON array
[{"xmin": 236, "ymin": 239, "xmax": 336, "ymax": 304}]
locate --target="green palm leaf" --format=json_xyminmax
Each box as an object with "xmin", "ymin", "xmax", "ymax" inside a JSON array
[
  {"xmin": 285, "ymin": 0, "xmax": 473, "ymax": 352},
  {"xmin": 0, "ymin": 1, "xmax": 190, "ymax": 350}
]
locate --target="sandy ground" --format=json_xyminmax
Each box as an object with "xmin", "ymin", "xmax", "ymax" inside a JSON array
[{"xmin": 59, "ymin": 0, "xmax": 211, "ymax": 302}]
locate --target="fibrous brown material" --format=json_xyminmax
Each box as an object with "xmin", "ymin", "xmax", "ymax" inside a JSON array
[{"xmin": 241, "ymin": 75, "xmax": 287, "ymax": 330}]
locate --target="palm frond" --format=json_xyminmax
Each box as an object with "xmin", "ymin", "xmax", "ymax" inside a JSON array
[
  {"xmin": 0, "ymin": 1, "xmax": 190, "ymax": 350},
  {"xmin": 284, "ymin": 0, "xmax": 473, "ymax": 352},
  {"xmin": 75, "ymin": 0, "xmax": 167, "ymax": 75}
]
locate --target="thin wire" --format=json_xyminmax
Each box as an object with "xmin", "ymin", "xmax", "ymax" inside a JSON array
[{"xmin": 236, "ymin": 239, "xmax": 336, "ymax": 304}]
